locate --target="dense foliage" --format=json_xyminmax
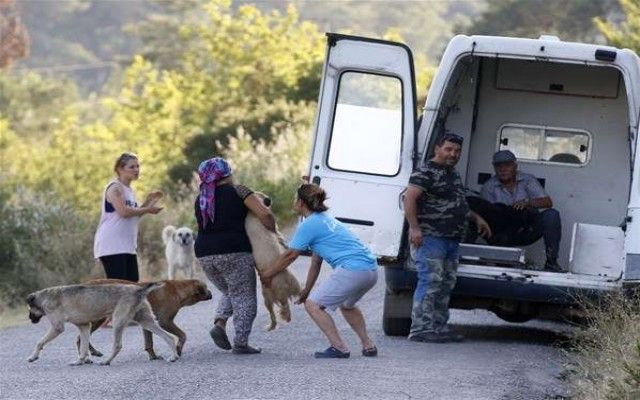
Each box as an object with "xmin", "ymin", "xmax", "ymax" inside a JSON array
[
  {"xmin": 596, "ymin": 0, "xmax": 640, "ymax": 53},
  {"xmin": 1, "ymin": 0, "xmax": 324, "ymax": 302}
]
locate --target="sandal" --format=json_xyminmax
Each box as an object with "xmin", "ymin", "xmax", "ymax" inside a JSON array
[
  {"xmin": 232, "ymin": 345, "xmax": 262, "ymax": 355},
  {"xmin": 209, "ymin": 325, "xmax": 232, "ymax": 350},
  {"xmin": 314, "ymin": 346, "xmax": 350, "ymax": 359},
  {"xmin": 362, "ymin": 346, "xmax": 378, "ymax": 357}
]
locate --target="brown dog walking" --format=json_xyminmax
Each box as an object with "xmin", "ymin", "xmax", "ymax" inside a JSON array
[{"xmin": 80, "ymin": 279, "xmax": 212, "ymax": 360}]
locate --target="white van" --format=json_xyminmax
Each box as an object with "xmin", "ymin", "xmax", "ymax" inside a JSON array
[{"xmin": 307, "ymin": 33, "xmax": 640, "ymax": 335}]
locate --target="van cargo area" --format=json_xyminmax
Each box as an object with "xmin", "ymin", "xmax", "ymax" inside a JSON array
[
  {"xmin": 385, "ymin": 38, "xmax": 639, "ymax": 335},
  {"xmin": 436, "ymin": 55, "xmax": 630, "ymax": 271}
]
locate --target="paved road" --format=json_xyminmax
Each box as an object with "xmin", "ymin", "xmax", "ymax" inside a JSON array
[{"xmin": 0, "ymin": 257, "xmax": 570, "ymax": 400}]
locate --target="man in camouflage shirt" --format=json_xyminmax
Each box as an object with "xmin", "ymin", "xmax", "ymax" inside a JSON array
[{"xmin": 404, "ymin": 133, "xmax": 491, "ymax": 343}]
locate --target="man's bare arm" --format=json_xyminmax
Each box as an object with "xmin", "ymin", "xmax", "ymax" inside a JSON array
[{"xmin": 404, "ymin": 186, "xmax": 424, "ymax": 247}]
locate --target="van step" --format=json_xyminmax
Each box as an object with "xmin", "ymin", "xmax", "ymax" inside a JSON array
[{"xmin": 459, "ymin": 243, "xmax": 523, "ymax": 263}]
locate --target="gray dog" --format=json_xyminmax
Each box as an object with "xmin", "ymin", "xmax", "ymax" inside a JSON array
[{"xmin": 26, "ymin": 282, "xmax": 179, "ymax": 365}]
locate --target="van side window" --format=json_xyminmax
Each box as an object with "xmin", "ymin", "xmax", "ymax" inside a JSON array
[
  {"xmin": 498, "ymin": 124, "xmax": 591, "ymax": 165},
  {"xmin": 327, "ymin": 72, "xmax": 403, "ymax": 176}
]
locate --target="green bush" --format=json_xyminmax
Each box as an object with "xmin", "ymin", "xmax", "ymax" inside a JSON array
[
  {"xmin": 220, "ymin": 101, "xmax": 314, "ymax": 224},
  {"xmin": 0, "ymin": 187, "xmax": 99, "ymax": 307}
]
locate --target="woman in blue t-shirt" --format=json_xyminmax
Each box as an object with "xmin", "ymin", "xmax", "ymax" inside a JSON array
[{"xmin": 260, "ymin": 183, "xmax": 378, "ymax": 359}]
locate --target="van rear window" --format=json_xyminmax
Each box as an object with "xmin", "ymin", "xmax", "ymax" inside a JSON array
[
  {"xmin": 498, "ymin": 123, "xmax": 591, "ymax": 166},
  {"xmin": 327, "ymin": 71, "xmax": 403, "ymax": 176}
]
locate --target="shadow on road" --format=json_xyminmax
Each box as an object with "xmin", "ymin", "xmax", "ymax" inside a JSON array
[{"xmin": 453, "ymin": 324, "xmax": 572, "ymax": 347}]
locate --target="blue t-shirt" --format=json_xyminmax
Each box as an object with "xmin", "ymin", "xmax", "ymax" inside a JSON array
[{"xmin": 289, "ymin": 212, "xmax": 377, "ymax": 271}]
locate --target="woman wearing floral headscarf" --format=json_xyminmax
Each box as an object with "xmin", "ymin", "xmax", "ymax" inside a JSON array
[{"xmin": 194, "ymin": 157, "xmax": 275, "ymax": 355}]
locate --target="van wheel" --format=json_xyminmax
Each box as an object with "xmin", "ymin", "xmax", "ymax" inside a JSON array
[
  {"xmin": 382, "ymin": 289, "xmax": 412, "ymax": 336},
  {"xmin": 382, "ymin": 316, "xmax": 411, "ymax": 336},
  {"xmin": 493, "ymin": 310, "xmax": 534, "ymax": 323},
  {"xmin": 490, "ymin": 300, "xmax": 538, "ymax": 323}
]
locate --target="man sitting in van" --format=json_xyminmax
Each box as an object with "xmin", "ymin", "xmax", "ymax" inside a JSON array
[{"xmin": 467, "ymin": 150, "xmax": 564, "ymax": 272}]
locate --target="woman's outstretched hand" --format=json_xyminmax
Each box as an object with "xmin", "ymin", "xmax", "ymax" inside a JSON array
[
  {"xmin": 295, "ymin": 287, "xmax": 310, "ymax": 305},
  {"xmin": 146, "ymin": 205, "xmax": 164, "ymax": 215},
  {"xmin": 145, "ymin": 191, "xmax": 164, "ymax": 206}
]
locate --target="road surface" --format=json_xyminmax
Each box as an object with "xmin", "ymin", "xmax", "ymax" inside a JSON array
[{"xmin": 0, "ymin": 256, "xmax": 570, "ymax": 400}]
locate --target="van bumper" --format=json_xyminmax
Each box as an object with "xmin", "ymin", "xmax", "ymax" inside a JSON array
[{"xmin": 385, "ymin": 266, "xmax": 608, "ymax": 305}]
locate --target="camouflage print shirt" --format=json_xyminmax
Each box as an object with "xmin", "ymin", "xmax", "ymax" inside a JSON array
[{"xmin": 409, "ymin": 161, "xmax": 469, "ymax": 238}]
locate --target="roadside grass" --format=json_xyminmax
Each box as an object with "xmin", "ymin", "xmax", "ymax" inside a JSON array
[
  {"xmin": 0, "ymin": 304, "xmax": 28, "ymax": 330},
  {"xmin": 568, "ymin": 291, "xmax": 640, "ymax": 400}
]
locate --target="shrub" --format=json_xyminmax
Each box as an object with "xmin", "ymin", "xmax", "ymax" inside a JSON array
[
  {"xmin": 568, "ymin": 291, "xmax": 640, "ymax": 399},
  {"xmin": 0, "ymin": 187, "xmax": 99, "ymax": 307},
  {"xmin": 220, "ymin": 102, "xmax": 314, "ymax": 224}
]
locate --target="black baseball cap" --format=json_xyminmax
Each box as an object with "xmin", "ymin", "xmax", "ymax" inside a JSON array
[{"xmin": 492, "ymin": 150, "xmax": 517, "ymax": 164}]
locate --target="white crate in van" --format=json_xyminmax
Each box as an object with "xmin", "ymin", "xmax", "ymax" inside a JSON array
[{"xmin": 569, "ymin": 223, "xmax": 624, "ymax": 277}]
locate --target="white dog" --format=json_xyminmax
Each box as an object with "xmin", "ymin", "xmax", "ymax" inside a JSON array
[{"xmin": 162, "ymin": 225, "xmax": 196, "ymax": 280}]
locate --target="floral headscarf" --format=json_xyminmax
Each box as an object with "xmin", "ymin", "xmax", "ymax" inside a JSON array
[{"xmin": 198, "ymin": 157, "xmax": 232, "ymax": 227}]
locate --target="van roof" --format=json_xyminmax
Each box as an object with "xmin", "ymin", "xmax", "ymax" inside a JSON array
[{"xmin": 455, "ymin": 34, "xmax": 639, "ymax": 65}]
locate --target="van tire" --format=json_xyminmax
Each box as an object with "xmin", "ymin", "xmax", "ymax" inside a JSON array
[
  {"xmin": 382, "ymin": 289, "xmax": 412, "ymax": 336},
  {"xmin": 493, "ymin": 310, "xmax": 534, "ymax": 323},
  {"xmin": 383, "ymin": 316, "xmax": 411, "ymax": 336}
]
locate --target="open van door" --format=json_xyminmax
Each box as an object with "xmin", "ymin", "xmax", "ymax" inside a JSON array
[{"xmin": 308, "ymin": 33, "xmax": 417, "ymax": 259}]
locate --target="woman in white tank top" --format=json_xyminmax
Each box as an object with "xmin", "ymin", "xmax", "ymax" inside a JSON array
[{"xmin": 93, "ymin": 152, "xmax": 164, "ymax": 281}]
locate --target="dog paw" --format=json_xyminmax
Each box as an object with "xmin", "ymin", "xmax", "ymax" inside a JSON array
[
  {"xmin": 90, "ymin": 350, "xmax": 103, "ymax": 357},
  {"xmin": 265, "ymin": 324, "xmax": 276, "ymax": 331},
  {"xmin": 98, "ymin": 361, "xmax": 111, "ymax": 366},
  {"xmin": 84, "ymin": 359, "xmax": 94, "ymax": 364},
  {"xmin": 69, "ymin": 360, "xmax": 84, "ymax": 366},
  {"xmin": 167, "ymin": 355, "xmax": 178, "ymax": 363},
  {"xmin": 148, "ymin": 355, "xmax": 163, "ymax": 361},
  {"xmin": 26, "ymin": 356, "xmax": 38, "ymax": 362}
]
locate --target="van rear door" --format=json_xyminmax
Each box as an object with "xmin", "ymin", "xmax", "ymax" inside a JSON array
[{"xmin": 308, "ymin": 33, "xmax": 417, "ymax": 259}]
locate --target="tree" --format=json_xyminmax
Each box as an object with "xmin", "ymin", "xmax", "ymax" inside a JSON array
[
  {"xmin": 596, "ymin": 0, "xmax": 640, "ymax": 53},
  {"xmin": 464, "ymin": 0, "xmax": 620, "ymax": 43},
  {"xmin": 220, "ymin": 106, "xmax": 315, "ymax": 221},
  {"xmin": 104, "ymin": 0, "xmax": 326, "ymax": 193},
  {"xmin": 246, "ymin": 0, "xmax": 485, "ymax": 62},
  {"xmin": 125, "ymin": 0, "xmax": 206, "ymax": 71},
  {"xmin": 2, "ymin": 0, "xmax": 326, "ymax": 212},
  {"xmin": 0, "ymin": 71, "xmax": 78, "ymax": 139},
  {"xmin": 0, "ymin": 0, "xmax": 29, "ymax": 68}
]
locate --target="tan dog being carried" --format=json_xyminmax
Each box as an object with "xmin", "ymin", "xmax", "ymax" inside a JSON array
[
  {"xmin": 26, "ymin": 282, "xmax": 178, "ymax": 365},
  {"xmin": 81, "ymin": 279, "xmax": 212, "ymax": 359},
  {"xmin": 245, "ymin": 192, "xmax": 301, "ymax": 330}
]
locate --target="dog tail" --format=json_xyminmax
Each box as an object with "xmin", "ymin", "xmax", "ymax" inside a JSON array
[
  {"xmin": 162, "ymin": 225, "xmax": 176, "ymax": 245},
  {"xmin": 137, "ymin": 282, "xmax": 165, "ymax": 298}
]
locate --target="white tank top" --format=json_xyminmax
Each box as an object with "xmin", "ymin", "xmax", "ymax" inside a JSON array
[{"xmin": 93, "ymin": 180, "xmax": 140, "ymax": 258}]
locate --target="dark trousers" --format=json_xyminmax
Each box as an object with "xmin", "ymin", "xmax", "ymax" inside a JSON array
[
  {"xmin": 466, "ymin": 196, "xmax": 561, "ymax": 261},
  {"xmin": 99, "ymin": 253, "xmax": 139, "ymax": 282}
]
